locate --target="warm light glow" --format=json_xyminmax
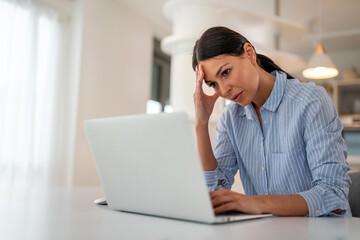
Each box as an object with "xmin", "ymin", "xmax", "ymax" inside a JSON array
[
  {"xmin": 302, "ymin": 67, "xmax": 339, "ymax": 79},
  {"xmin": 302, "ymin": 44, "xmax": 339, "ymax": 79}
]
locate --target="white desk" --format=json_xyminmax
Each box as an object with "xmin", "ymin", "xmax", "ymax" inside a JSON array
[{"xmin": 1, "ymin": 186, "xmax": 359, "ymax": 240}]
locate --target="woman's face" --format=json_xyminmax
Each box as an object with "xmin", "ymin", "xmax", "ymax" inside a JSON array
[{"xmin": 198, "ymin": 51, "xmax": 260, "ymax": 106}]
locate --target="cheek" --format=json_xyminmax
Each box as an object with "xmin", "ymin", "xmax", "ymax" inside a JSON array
[
  {"xmin": 242, "ymin": 62, "xmax": 257, "ymax": 79},
  {"xmin": 242, "ymin": 66, "xmax": 259, "ymax": 91}
]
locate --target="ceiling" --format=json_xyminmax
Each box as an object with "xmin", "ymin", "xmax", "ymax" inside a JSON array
[{"xmin": 119, "ymin": 0, "xmax": 360, "ymax": 66}]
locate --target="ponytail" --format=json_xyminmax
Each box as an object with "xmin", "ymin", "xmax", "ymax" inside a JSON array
[{"xmin": 256, "ymin": 54, "xmax": 294, "ymax": 79}]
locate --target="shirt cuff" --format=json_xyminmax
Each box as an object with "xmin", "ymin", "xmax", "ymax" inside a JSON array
[
  {"xmin": 298, "ymin": 189, "xmax": 326, "ymax": 217},
  {"xmin": 298, "ymin": 188, "xmax": 349, "ymax": 217},
  {"xmin": 203, "ymin": 168, "xmax": 221, "ymax": 191}
]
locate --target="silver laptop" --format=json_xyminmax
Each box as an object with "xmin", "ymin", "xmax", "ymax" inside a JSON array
[{"xmin": 84, "ymin": 112, "xmax": 272, "ymax": 224}]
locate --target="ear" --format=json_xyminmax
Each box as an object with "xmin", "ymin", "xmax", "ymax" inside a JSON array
[{"xmin": 243, "ymin": 43, "xmax": 256, "ymax": 65}]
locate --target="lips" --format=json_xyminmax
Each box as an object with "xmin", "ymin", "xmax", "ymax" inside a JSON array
[{"xmin": 231, "ymin": 91, "xmax": 243, "ymax": 102}]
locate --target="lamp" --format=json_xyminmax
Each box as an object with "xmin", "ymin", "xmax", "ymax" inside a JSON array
[
  {"xmin": 302, "ymin": 44, "xmax": 339, "ymax": 79},
  {"xmin": 302, "ymin": 0, "xmax": 338, "ymax": 79}
]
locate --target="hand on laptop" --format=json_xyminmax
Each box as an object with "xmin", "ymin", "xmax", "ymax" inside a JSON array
[
  {"xmin": 210, "ymin": 188, "xmax": 310, "ymax": 216},
  {"xmin": 210, "ymin": 188, "xmax": 263, "ymax": 215}
]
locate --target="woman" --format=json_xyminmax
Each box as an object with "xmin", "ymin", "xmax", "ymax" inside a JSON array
[{"xmin": 192, "ymin": 26, "xmax": 351, "ymax": 217}]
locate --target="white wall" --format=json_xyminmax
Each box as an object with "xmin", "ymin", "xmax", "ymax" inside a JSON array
[
  {"xmin": 331, "ymin": 49, "xmax": 360, "ymax": 78},
  {"xmin": 72, "ymin": 0, "xmax": 169, "ymax": 186}
]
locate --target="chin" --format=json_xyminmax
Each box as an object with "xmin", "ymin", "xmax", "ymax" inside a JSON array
[
  {"xmin": 237, "ymin": 102, "xmax": 247, "ymax": 107},
  {"xmin": 238, "ymin": 99, "xmax": 251, "ymax": 107}
]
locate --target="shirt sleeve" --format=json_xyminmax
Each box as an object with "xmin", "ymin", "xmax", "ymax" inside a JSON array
[
  {"xmin": 203, "ymin": 111, "xmax": 238, "ymax": 191},
  {"xmin": 298, "ymin": 85, "xmax": 351, "ymax": 217}
]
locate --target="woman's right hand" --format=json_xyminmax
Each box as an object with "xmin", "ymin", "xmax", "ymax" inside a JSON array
[{"xmin": 193, "ymin": 64, "xmax": 219, "ymax": 126}]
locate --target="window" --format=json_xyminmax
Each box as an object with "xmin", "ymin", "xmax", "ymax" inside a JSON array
[
  {"xmin": 148, "ymin": 38, "xmax": 172, "ymax": 113},
  {"xmin": 0, "ymin": 0, "xmax": 74, "ymax": 187}
]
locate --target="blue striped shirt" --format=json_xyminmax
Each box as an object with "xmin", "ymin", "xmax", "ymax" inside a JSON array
[{"xmin": 204, "ymin": 70, "xmax": 352, "ymax": 217}]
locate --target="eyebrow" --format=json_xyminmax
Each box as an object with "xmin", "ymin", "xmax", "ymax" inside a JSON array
[{"xmin": 215, "ymin": 63, "xmax": 230, "ymax": 77}]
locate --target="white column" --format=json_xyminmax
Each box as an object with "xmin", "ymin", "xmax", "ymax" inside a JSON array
[{"xmin": 161, "ymin": 0, "xmax": 227, "ymax": 123}]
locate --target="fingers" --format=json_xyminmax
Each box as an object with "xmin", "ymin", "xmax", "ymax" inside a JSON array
[
  {"xmin": 209, "ymin": 188, "xmax": 230, "ymax": 198},
  {"xmin": 210, "ymin": 189, "xmax": 233, "ymax": 207},
  {"xmin": 195, "ymin": 65, "xmax": 204, "ymax": 94},
  {"xmin": 193, "ymin": 65, "xmax": 202, "ymax": 104},
  {"xmin": 210, "ymin": 189, "xmax": 241, "ymax": 214},
  {"xmin": 195, "ymin": 65, "xmax": 219, "ymax": 101},
  {"xmin": 211, "ymin": 194, "xmax": 234, "ymax": 208},
  {"xmin": 196, "ymin": 64, "xmax": 203, "ymax": 81},
  {"xmin": 214, "ymin": 202, "xmax": 239, "ymax": 214},
  {"xmin": 210, "ymin": 190, "xmax": 262, "ymax": 215}
]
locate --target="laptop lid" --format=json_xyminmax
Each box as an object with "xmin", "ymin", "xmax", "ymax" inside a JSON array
[{"xmin": 84, "ymin": 112, "xmax": 217, "ymax": 223}]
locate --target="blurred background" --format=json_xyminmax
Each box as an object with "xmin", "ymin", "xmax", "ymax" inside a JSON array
[{"xmin": 1, "ymin": 0, "xmax": 359, "ymax": 190}]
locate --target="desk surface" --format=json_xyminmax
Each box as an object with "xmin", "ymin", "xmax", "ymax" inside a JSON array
[{"xmin": 1, "ymin": 186, "xmax": 359, "ymax": 240}]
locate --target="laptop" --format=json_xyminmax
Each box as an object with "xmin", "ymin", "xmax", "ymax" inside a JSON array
[{"xmin": 84, "ymin": 112, "xmax": 272, "ymax": 224}]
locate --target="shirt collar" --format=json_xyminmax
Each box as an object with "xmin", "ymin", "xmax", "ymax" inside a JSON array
[
  {"xmin": 262, "ymin": 70, "xmax": 287, "ymax": 112},
  {"xmin": 239, "ymin": 70, "xmax": 287, "ymax": 118}
]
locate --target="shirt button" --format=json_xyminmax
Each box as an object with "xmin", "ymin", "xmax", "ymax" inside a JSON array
[
  {"xmin": 261, "ymin": 107, "xmax": 264, "ymax": 111},
  {"xmin": 260, "ymin": 142, "xmax": 263, "ymax": 146},
  {"xmin": 316, "ymin": 210, "xmax": 319, "ymax": 215},
  {"xmin": 264, "ymin": 120, "xmax": 267, "ymax": 124},
  {"xmin": 214, "ymin": 175, "xmax": 217, "ymax": 179},
  {"xmin": 262, "ymin": 167, "xmax": 265, "ymax": 171}
]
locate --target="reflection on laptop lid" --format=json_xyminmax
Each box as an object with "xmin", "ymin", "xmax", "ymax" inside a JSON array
[{"xmin": 84, "ymin": 112, "xmax": 271, "ymax": 224}]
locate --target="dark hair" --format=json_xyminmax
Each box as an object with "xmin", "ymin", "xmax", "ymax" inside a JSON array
[{"xmin": 192, "ymin": 26, "xmax": 294, "ymax": 79}]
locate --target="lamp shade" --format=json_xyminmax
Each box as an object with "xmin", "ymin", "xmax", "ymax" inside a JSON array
[{"xmin": 302, "ymin": 44, "xmax": 339, "ymax": 79}]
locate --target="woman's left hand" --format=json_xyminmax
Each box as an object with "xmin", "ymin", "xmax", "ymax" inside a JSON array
[{"xmin": 210, "ymin": 188, "xmax": 263, "ymax": 215}]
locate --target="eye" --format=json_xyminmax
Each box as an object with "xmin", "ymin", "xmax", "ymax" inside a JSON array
[
  {"xmin": 222, "ymin": 69, "xmax": 231, "ymax": 76},
  {"xmin": 209, "ymin": 82, "xmax": 217, "ymax": 88}
]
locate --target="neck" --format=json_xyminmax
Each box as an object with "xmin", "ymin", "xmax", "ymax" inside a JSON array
[{"xmin": 252, "ymin": 68, "xmax": 276, "ymax": 109}]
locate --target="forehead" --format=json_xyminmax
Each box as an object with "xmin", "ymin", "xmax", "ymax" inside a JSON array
[{"xmin": 199, "ymin": 54, "xmax": 240, "ymax": 79}]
